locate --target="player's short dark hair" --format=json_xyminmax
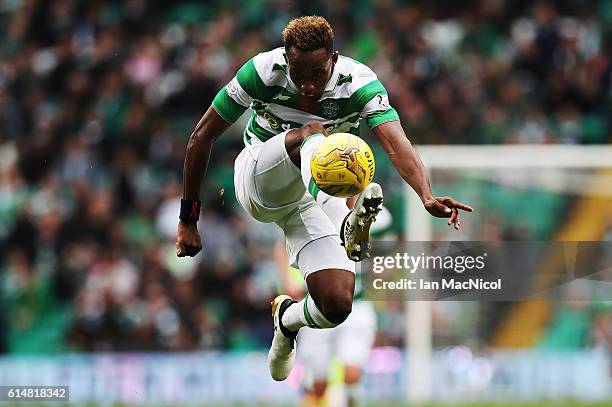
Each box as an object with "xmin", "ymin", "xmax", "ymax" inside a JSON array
[{"xmin": 282, "ymin": 16, "xmax": 334, "ymax": 55}]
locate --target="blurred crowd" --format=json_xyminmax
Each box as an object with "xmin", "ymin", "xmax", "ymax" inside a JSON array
[{"xmin": 1, "ymin": 0, "xmax": 611, "ymax": 353}]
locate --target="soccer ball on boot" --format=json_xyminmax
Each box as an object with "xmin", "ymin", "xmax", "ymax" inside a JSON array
[{"xmin": 310, "ymin": 133, "xmax": 375, "ymax": 198}]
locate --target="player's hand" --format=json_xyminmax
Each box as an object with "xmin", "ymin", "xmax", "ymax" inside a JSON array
[
  {"xmin": 423, "ymin": 196, "xmax": 474, "ymax": 230},
  {"xmin": 176, "ymin": 220, "xmax": 202, "ymax": 257}
]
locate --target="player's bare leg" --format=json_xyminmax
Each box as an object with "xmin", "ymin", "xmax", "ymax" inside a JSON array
[
  {"xmin": 270, "ymin": 267, "xmax": 354, "ymax": 381},
  {"xmin": 269, "ymin": 122, "xmax": 376, "ymax": 381},
  {"xmin": 305, "ymin": 268, "xmax": 355, "ymax": 324}
]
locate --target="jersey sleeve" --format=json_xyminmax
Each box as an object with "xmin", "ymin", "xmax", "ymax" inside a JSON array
[
  {"xmin": 350, "ymin": 70, "xmax": 400, "ymax": 128},
  {"xmin": 360, "ymin": 86, "xmax": 400, "ymax": 128},
  {"xmin": 212, "ymin": 58, "xmax": 266, "ymax": 123},
  {"xmin": 212, "ymin": 78, "xmax": 249, "ymax": 123}
]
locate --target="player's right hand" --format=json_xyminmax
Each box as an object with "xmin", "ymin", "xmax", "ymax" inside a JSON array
[
  {"xmin": 176, "ymin": 221, "xmax": 202, "ymax": 257},
  {"xmin": 423, "ymin": 196, "xmax": 474, "ymax": 230}
]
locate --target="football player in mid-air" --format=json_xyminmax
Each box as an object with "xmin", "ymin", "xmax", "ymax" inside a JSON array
[
  {"xmin": 274, "ymin": 204, "xmax": 394, "ymax": 407},
  {"xmin": 176, "ymin": 16, "xmax": 473, "ymax": 381}
]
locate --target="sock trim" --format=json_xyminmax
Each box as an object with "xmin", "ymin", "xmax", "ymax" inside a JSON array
[
  {"xmin": 300, "ymin": 133, "xmax": 324, "ymax": 149},
  {"xmin": 303, "ymin": 293, "xmax": 321, "ymax": 329},
  {"xmin": 308, "ymin": 178, "xmax": 321, "ymax": 200}
]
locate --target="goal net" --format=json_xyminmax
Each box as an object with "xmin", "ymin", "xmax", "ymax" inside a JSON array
[{"xmin": 402, "ymin": 145, "xmax": 612, "ymax": 403}]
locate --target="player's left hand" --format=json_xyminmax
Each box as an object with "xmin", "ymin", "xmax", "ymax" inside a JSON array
[{"xmin": 423, "ymin": 196, "xmax": 474, "ymax": 230}]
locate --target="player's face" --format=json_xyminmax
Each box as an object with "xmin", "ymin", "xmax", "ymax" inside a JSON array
[{"xmin": 285, "ymin": 47, "xmax": 338, "ymax": 99}]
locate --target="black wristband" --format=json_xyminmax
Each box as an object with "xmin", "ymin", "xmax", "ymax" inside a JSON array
[{"xmin": 180, "ymin": 199, "xmax": 201, "ymax": 224}]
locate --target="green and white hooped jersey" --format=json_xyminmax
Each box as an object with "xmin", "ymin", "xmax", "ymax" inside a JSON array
[{"xmin": 212, "ymin": 47, "xmax": 400, "ymax": 145}]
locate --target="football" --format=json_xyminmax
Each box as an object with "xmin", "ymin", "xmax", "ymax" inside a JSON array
[{"xmin": 310, "ymin": 133, "xmax": 375, "ymax": 198}]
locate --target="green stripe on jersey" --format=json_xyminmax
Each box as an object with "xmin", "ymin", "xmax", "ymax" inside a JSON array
[
  {"xmin": 229, "ymin": 49, "xmax": 399, "ymax": 146},
  {"xmin": 303, "ymin": 80, "xmax": 389, "ymax": 122},
  {"xmin": 366, "ymin": 108, "xmax": 400, "ymax": 128},
  {"xmin": 236, "ymin": 59, "xmax": 278, "ymax": 101},
  {"xmin": 246, "ymin": 113, "xmax": 276, "ymax": 142},
  {"xmin": 212, "ymin": 88, "xmax": 248, "ymax": 123},
  {"xmin": 251, "ymin": 101, "xmax": 304, "ymax": 132},
  {"xmin": 349, "ymin": 79, "xmax": 388, "ymax": 113}
]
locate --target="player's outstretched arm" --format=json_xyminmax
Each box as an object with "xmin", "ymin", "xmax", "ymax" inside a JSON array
[
  {"xmin": 372, "ymin": 120, "xmax": 473, "ymax": 229},
  {"xmin": 176, "ymin": 107, "xmax": 232, "ymax": 257}
]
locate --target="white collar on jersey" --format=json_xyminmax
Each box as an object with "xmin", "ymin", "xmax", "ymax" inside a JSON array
[
  {"xmin": 323, "ymin": 63, "xmax": 340, "ymax": 93},
  {"xmin": 285, "ymin": 75, "xmax": 299, "ymax": 93}
]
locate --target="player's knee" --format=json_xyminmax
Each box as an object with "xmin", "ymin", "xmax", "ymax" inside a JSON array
[
  {"xmin": 289, "ymin": 121, "xmax": 325, "ymax": 148},
  {"xmin": 284, "ymin": 121, "xmax": 327, "ymax": 165},
  {"xmin": 321, "ymin": 293, "xmax": 353, "ymax": 324},
  {"xmin": 303, "ymin": 121, "xmax": 327, "ymax": 137}
]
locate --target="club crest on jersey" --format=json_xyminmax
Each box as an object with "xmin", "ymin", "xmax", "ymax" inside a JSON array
[{"xmin": 321, "ymin": 99, "xmax": 340, "ymax": 119}]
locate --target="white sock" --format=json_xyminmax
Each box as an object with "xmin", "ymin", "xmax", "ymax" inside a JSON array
[
  {"xmin": 300, "ymin": 134, "xmax": 350, "ymax": 232},
  {"xmin": 281, "ymin": 293, "xmax": 337, "ymax": 331}
]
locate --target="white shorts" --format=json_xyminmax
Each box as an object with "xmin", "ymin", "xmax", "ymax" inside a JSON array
[
  {"xmin": 234, "ymin": 132, "xmax": 355, "ymax": 277},
  {"xmin": 297, "ymin": 301, "xmax": 377, "ymax": 381}
]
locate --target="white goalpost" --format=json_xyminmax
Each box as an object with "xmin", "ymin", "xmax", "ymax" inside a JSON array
[{"xmin": 404, "ymin": 144, "xmax": 612, "ymax": 403}]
